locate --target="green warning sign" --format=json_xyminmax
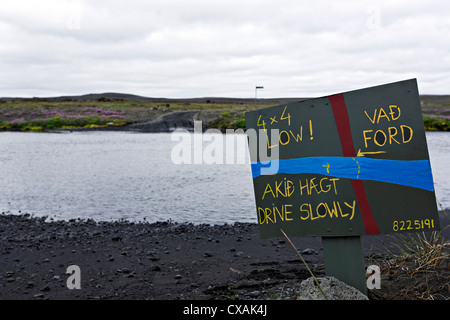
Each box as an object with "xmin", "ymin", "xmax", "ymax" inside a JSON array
[{"xmin": 245, "ymin": 79, "xmax": 440, "ymax": 238}]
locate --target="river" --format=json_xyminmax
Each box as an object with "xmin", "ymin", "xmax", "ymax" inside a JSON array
[{"xmin": 0, "ymin": 131, "xmax": 448, "ymax": 225}]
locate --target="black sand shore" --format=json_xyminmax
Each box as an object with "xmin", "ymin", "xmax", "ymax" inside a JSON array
[{"xmin": 1, "ymin": 212, "xmax": 448, "ymax": 300}]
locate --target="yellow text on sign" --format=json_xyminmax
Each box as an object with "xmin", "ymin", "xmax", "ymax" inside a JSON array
[{"xmin": 361, "ymin": 105, "xmax": 414, "ymax": 149}]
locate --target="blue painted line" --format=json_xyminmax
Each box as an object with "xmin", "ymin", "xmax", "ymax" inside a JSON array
[{"xmin": 251, "ymin": 156, "xmax": 435, "ymax": 191}]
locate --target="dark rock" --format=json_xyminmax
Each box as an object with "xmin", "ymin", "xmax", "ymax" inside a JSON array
[
  {"xmin": 234, "ymin": 251, "xmax": 244, "ymax": 257},
  {"xmin": 301, "ymin": 248, "xmax": 318, "ymax": 255},
  {"xmin": 151, "ymin": 265, "xmax": 161, "ymax": 272},
  {"xmin": 41, "ymin": 285, "xmax": 51, "ymax": 292},
  {"xmin": 248, "ymin": 291, "xmax": 261, "ymax": 298}
]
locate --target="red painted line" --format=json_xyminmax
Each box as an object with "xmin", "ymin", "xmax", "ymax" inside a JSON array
[
  {"xmin": 327, "ymin": 94, "xmax": 356, "ymax": 157},
  {"xmin": 328, "ymin": 94, "xmax": 380, "ymax": 235},
  {"xmin": 350, "ymin": 180, "xmax": 381, "ymax": 235}
]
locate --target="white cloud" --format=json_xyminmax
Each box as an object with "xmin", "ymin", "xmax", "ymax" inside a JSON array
[{"xmin": 0, "ymin": 0, "xmax": 449, "ymax": 98}]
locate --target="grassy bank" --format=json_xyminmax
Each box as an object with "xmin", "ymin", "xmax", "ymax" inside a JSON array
[
  {"xmin": 0, "ymin": 99, "xmax": 449, "ymax": 132},
  {"xmin": 0, "ymin": 101, "xmax": 131, "ymax": 131},
  {"xmin": 423, "ymin": 116, "xmax": 450, "ymax": 131},
  {"xmin": 0, "ymin": 99, "xmax": 258, "ymax": 132}
]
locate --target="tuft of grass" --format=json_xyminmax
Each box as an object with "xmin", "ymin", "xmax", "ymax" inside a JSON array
[
  {"xmin": 383, "ymin": 206, "xmax": 449, "ymax": 275},
  {"xmin": 22, "ymin": 126, "xmax": 43, "ymax": 132},
  {"xmin": 377, "ymin": 204, "xmax": 449, "ymax": 280},
  {"xmin": 385, "ymin": 228, "xmax": 450, "ymax": 275}
]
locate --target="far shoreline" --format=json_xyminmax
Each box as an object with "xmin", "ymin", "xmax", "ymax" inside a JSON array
[{"xmin": 1, "ymin": 93, "xmax": 449, "ymax": 132}]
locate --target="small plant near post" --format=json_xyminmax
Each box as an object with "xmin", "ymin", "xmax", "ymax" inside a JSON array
[{"xmin": 280, "ymin": 229, "xmax": 328, "ymax": 300}]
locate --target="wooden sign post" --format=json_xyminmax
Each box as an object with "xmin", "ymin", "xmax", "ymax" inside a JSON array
[{"xmin": 245, "ymin": 79, "xmax": 440, "ymax": 295}]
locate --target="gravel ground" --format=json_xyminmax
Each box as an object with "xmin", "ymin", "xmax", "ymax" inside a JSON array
[{"xmin": 1, "ymin": 212, "xmax": 448, "ymax": 300}]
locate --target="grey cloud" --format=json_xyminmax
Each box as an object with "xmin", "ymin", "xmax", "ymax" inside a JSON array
[{"xmin": 0, "ymin": 0, "xmax": 449, "ymax": 98}]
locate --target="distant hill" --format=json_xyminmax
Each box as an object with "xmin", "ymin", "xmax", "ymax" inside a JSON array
[
  {"xmin": 2, "ymin": 92, "xmax": 450, "ymax": 107},
  {"xmin": 420, "ymin": 95, "xmax": 450, "ymax": 105},
  {"xmin": 0, "ymin": 92, "xmax": 306, "ymax": 106}
]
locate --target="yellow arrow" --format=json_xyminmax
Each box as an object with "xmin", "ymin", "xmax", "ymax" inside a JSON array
[
  {"xmin": 357, "ymin": 149, "xmax": 386, "ymax": 157},
  {"xmin": 322, "ymin": 163, "xmax": 330, "ymax": 173}
]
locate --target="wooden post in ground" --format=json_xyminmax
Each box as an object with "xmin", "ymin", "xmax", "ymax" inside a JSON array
[{"xmin": 322, "ymin": 236, "xmax": 367, "ymax": 296}]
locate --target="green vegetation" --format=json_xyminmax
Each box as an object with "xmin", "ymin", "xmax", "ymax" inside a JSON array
[
  {"xmin": 0, "ymin": 112, "xmax": 128, "ymax": 131},
  {"xmin": 423, "ymin": 116, "xmax": 450, "ymax": 131},
  {"xmin": 208, "ymin": 110, "xmax": 247, "ymax": 130},
  {"xmin": 0, "ymin": 100, "xmax": 153, "ymax": 131},
  {"xmin": 0, "ymin": 99, "xmax": 449, "ymax": 132},
  {"xmin": 0, "ymin": 99, "xmax": 258, "ymax": 132}
]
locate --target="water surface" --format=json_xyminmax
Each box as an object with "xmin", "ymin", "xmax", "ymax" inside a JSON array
[{"xmin": 0, "ymin": 131, "xmax": 448, "ymax": 224}]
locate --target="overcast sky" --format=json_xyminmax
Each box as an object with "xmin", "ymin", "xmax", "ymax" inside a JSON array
[{"xmin": 0, "ymin": 0, "xmax": 449, "ymax": 98}]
